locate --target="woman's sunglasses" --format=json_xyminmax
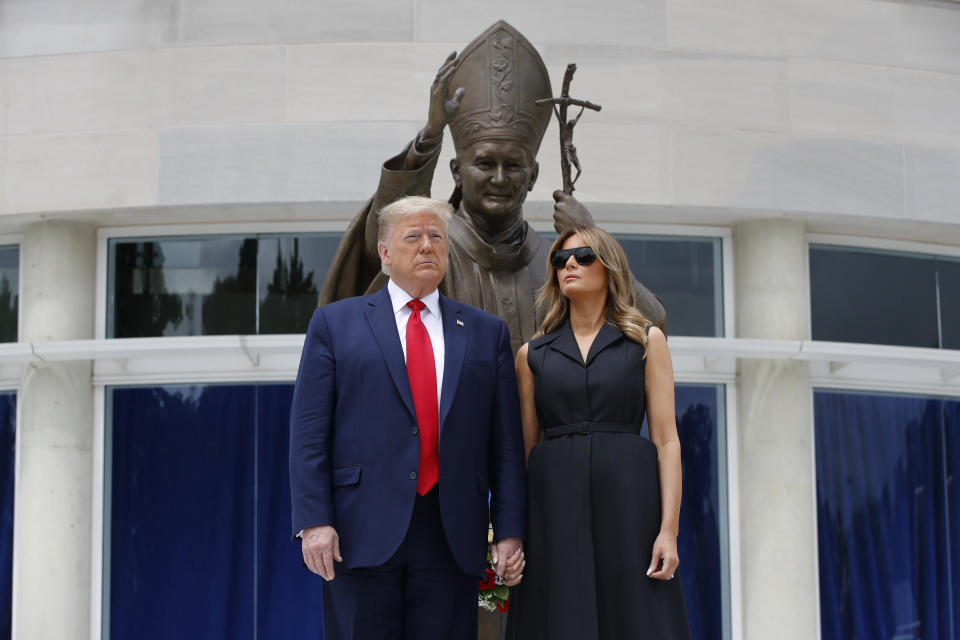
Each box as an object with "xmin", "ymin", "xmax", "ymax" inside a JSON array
[{"xmin": 551, "ymin": 246, "xmax": 597, "ymax": 269}]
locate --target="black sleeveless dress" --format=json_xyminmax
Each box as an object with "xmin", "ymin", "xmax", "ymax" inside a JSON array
[{"xmin": 505, "ymin": 320, "xmax": 690, "ymax": 640}]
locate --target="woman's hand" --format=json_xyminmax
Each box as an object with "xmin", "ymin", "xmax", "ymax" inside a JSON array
[{"xmin": 646, "ymin": 530, "xmax": 679, "ymax": 581}]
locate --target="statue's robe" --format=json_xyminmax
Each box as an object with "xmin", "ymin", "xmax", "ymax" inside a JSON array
[{"xmin": 319, "ymin": 138, "xmax": 665, "ymax": 353}]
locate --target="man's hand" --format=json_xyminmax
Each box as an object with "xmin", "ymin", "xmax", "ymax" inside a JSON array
[
  {"xmin": 301, "ymin": 525, "xmax": 342, "ymax": 581},
  {"xmin": 423, "ymin": 51, "xmax": 465, "ymax": 141},
  {"xmin": 491, "ymin": 536, "xmax": 525, "ymax": 587},
  {"xmin": 552, "ymin": 190, "xmax": 596, "ymax": 232}
]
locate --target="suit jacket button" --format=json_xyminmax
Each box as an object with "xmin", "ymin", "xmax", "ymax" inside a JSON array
[
  {"xmin": 412, "ymin": 427, "xmax": 418, "ymax": 435},
  {"xmin": 410, "ymin": 471, "xmax": 417, "ymax": 480}
]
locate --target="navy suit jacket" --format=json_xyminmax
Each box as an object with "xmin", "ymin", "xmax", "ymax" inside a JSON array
[{"xmin": 289, "ymin": 287, "xmax": 526, "ymax": 577}]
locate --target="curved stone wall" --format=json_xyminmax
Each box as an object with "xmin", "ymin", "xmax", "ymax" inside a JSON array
[{"xmin": 1, "ymin": 0, "xmax": 958, "ymax": 232}]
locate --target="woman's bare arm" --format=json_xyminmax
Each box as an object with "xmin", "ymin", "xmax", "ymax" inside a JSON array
[
  {"xmin": 515, "ymin": 343, "xmax": 542, "ymax": 465},
  {"xmin": 644, "ymin": 326, "xmax": 682, "ymax": 580}
]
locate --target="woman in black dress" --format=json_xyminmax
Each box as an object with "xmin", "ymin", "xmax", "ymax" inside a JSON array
[{"xmin": 506, "ymin": 226, "xmax": 690, "ymax": 639}]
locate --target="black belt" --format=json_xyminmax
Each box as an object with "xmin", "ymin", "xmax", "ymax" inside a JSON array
[{"xmin": 542, "ymin": 421, "xmax": 643, "ymax": 440}]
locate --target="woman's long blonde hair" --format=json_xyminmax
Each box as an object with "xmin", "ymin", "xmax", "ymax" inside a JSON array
[{"xmin": 537, "ymin": 226, "xmax": 650, "ymax": 347}]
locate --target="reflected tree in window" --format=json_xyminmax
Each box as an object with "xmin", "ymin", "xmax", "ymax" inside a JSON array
[
  {"xmin": 260, "ymin": 238, "xmax": 318, "ymax": 334},
  {"xmin": 201, "ymin": 239, "xmax": 257, "ymax": 335},
  {"xmin": 115, "ymin": 243, "xmax": 184, "ymax": 338}
]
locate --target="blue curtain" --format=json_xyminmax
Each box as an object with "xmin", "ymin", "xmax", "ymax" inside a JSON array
[
  {"xmin": 109, "ymin": 382, "xmax": 727, "ymax": 639},
  {"xmin": 109, "ymin": 384, "xmax": 323, "ymax": 640},
  {"xmin": 815, "ymin": 390, "xmax": 957, "ymax": 640},
  {"xmin": 945, "ymin": 399, "xmax": 960, "ymax": 635},
  {"xmin": 254, "ymin": 385, "xmax": 324, "ymax": 638},
  {"xmin": 674, "ymin": 385, "xmax": 725, "ymax": 640},
  {"xmin": 0, "ymin": 393, "xmax": 15, "ymax": 640}
]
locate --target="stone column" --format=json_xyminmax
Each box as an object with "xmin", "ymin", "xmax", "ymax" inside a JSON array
[
  {"xmin": 14, "ymin": 220, "xmax": 96, "ymax": 639},
  {"xmin": 733, "ymin": 219, "xmax": 817, "ymax": 639}
]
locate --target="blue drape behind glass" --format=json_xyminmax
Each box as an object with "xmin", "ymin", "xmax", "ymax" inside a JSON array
[
  {"xmin": 815, "ymin": 391, "xmax": 957, "ymax": 640},
  {"xmin": 645, "ymin": 384, "xmax": 725, "ymax": 639},
  {"xmin": 255, "ymin": 385, "xmax": 324, "ymax": 638},
  {"xmin": 1, "ymin": 393, "xmax": 15, "ymax": 640},
  {"xmin": 673, "ymin": 385, "xmax": 724, "ymax": 640},
  {"xmin": 110, "ymin": 382, "xmax": 726, "ymax": 639},
  {"xmin": 109, "ymin": 385, "xmax": 323, "ymax": 640},
  {"xmin": 674, "ymin": 385, "xmax": 726, "ymax": 640},
  {"xmin": 945, "ymin": 399, "xmax": 960, "ymax": 636}
]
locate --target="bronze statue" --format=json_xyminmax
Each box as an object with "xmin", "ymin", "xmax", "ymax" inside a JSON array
[{"xmin": 320, "ymin": 20, "xmax": 666, "ymax": 352}]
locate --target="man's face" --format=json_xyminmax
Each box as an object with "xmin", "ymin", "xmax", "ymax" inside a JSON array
[
  {"xmin": 378, "ymin": 211, "xmax": 448, "ymax": 297},
  {"xmin": 451, "ymin": 140, "xmax": 539, "ymax": 219}
]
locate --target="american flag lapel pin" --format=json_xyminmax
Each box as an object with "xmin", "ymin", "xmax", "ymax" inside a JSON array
[{"xmin": 456, "ymin": 319, "xmax": 464, "ymax": 327}]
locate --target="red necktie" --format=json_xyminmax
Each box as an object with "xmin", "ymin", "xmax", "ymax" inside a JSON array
[{"xmin": 406, "ymin": 300, "xmax": 439, "ymax": 495}]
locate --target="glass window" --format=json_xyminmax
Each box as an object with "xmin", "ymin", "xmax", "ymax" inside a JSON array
[
  {"xmin": 0, "ymin": 247, "xmax": 18, "ymax": 343},
  {"xmin": 945, "ymin": 399, "xmax": 960, "ymax": 630},
  {"xmin": 542, "ymin": 232, "xmax": 725, "ymax": 337},
  {"xmin": 810, "ymin": 244, "xmax": 956, "ymax": 349},
  {"xmin": 107, "ymin": 384, "xmax": 323, "ymax": 640},
  {"xmin": 1, "ymin": 393, "xmax": 16, "ymax": 639},
  {"xmin": 108, "ymin": 233, "xmax": 341, "ymax": 338},
  {"xmin": 258, "ymin": 234, "xmax": 341, "ymax": 334},
  {"xmin": 644, "ymin": 384, "xmax": 729, "ymax": 639},
  {"xmin": 814, "ymin": 390, "xmax": 959, "ymax": 639},
  {"xmin": 617, "ymin": 236, "xmax": 723, "ymax": 337},
  {"xmin": 938, "ymin": 257, "xmax": 960, "ymax": 350},
  {"xmin": 109, "ymin": 236, "xmax": 257, "ymax": 338},
  {"xmin": 673, "ymin": 384, "xmax": 729, "ymax": 640}
]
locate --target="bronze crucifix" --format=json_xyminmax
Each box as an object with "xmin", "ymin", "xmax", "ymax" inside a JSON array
[{"xmin": 536, "ymin": 63, "xmax": 602, "ymax": 195}]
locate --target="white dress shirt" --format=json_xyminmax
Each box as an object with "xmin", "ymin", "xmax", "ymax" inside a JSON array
[{"xmin": 387, "ymin": 279, "xmax": 444, "ymax": 404}]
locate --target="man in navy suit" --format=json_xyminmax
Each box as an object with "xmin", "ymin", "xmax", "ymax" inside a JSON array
[{"xmin": 289, "ymin": 195, "xmax": 527, "ymax": 639}]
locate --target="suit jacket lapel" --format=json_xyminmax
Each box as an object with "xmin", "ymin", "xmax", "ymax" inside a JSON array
[
  {"xmin": 364, "ymin": 288, "xmax": 417, "ymax": 421},
  {"xmin": 438, "ymin": 294, "xmax": 466, "ymax": 435}
]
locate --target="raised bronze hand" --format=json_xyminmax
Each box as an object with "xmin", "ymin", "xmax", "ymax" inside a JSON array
[{"xmin": 423, "ymin": 51, "xmax": 466, "ymax": 142}]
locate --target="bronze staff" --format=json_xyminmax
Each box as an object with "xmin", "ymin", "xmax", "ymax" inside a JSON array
[{"xmin": 536, "ymin": 63, "xmax": 602, "ymax": 194}]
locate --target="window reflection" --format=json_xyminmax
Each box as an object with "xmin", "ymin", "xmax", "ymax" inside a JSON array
[
  {"xmin": 107, "ymin": 231, "xmax": 725, "ymax": 339},
  {"xmin": 258, "ymin": 234, "xmax": 341, "ymax": 334},
  {"xmin": 110, "ymin": 237, "xmax": 257, "ymax": 337},
  {"xmin": 110, "ymin": 234, "xmax": 344, "ymax": 338},
  {"xmin": 0, "ymin": 247, "xmax": 18, "ymax": 343},
  {"xmin": 938, "ymin": 257, "xmax": 960, "ymax": 350},
  {"xmin": 811, "ymin": 245, "xmax": 939, "ymax": 348},
  {"xmin": 616, "ymin": 236, "xmax": 723, "ymax": 337}
]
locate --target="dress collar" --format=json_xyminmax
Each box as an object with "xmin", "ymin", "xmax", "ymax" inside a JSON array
[{"xmin": 535, "ymin": 317, "xmax": 626, "ymax": 366}]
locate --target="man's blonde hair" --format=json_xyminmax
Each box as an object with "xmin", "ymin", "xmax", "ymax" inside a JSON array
[
  {"xmin": 377, "ymin": 196, "xmax": 453, "ymax": 243},
  {"xmin": 377, "ymin": 196, "xmax": 454, "ymax": 275}
]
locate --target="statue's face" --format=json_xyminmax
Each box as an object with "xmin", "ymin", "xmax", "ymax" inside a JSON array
[{"xmin": 451, "ymin": 140, "xmax": 539, "ymax": 219}]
